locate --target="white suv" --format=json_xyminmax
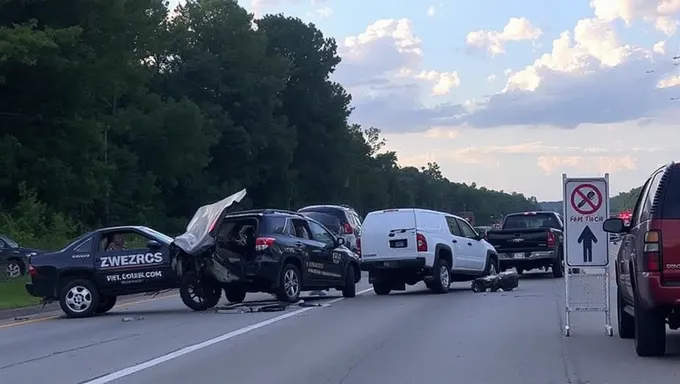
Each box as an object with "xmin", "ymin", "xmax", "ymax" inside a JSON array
[{"xmin": 359, "ymin": 208, "xmax": 499, "ymax": 295}]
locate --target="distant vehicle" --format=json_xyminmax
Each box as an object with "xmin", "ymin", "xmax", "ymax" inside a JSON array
[
  {"xmin": 25, "ymin": 225, "xmax": 176, "ymax": 317},
  {"xmin": 473, "ymin": 226, "xmax": 492, "ymax": 239},
  {"xmin": 0, "ymin": 235, "xmax": 42, "ymax": 279},
  {"xmin": 359, "ymin": 208, "xmax": 498, "ymax": 295},
  {"xmin": 298, "ymin": 204, "xmax": 362, "ymax": 254},
  {"xmin": 603, "ymin": 161, "xmax": 680, "ymax": 357},
  {"xmin": 485, "ymin": 211, "xmax": 565, "ymax": 278}
]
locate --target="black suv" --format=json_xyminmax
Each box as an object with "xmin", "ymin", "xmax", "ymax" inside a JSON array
[
  {"xmin": 298, "ymin": 205, "xmax": 362, "ymax": 254},
  {"xmin": 215, "ymin": 209, "xmax": 362, "ymax": 304}
]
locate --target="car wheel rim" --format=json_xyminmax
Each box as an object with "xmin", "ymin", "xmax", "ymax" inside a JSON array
[
  {"xmin": 187, "ymin": 282, "xmax": 205, "ymax": 304},
  {"xmin": 6, "ymin": 263, "xmax": 21, "ymax": 278},
  {"xmin": 284, "ymin": 269, "xmax": 299, "ymax": 298},
  {"xmin": 439, "ymin": 265, "xmax": 449, "ymax": 286},
  {"xmin": 489, "ymin": 262, "xmax": 498, "ymax": 276},
  {"xmin": 65, "ymin": 286, "xmax": 93, "ymax": 313}
]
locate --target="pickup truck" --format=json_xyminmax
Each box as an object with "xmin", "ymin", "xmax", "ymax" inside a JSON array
[{"xmin": 485, "ymin": 211, "xmax": 565, "ymax": 278}]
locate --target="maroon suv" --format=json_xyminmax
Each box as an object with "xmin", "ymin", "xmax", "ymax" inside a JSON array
[{"xmin": 603, "ymin": 161, "xmax": 680, "ymax": 357}]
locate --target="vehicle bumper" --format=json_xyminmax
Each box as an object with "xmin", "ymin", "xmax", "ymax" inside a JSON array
[
  {"xmin": 637, "ymin": 273, "xmax": 680, "ymax": 309},
  {"xmin": 25, "ymin": 281, "xmax": 55, "ymax": 298},
  {"xmin": 498, "ymin": 251, "xmax": 556, "ymax": 268},
  {"xmin": 361, "ymin": 258, "xmax": 428, "ymax": 283}
]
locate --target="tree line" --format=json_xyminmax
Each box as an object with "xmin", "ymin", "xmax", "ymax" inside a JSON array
[{"xmin": 0, "ymin": 0, "xmax": 540, "ymax": 249}]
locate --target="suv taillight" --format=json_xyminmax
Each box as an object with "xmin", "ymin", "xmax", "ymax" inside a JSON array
[
  {"xmin": 547, "ymin": 232, "xmax": 555, "ymax": 247},
  {"xmin": 643, "ymin": 230, "xmax": 661, "ymax": 271},
  {"xmin": 416, "ymin": 233, "xmax": 427, "ymax": 252},
  {"xmin": 28, "ymin": 264, "xmax": 38, "ymax": 277},
  {"xmin": 343, "ymin": 223, "xmax": 353, "ymax": 234},
  {"xmin": 255, "ymin": 237, "xmax": 276, "ymax": 251}
]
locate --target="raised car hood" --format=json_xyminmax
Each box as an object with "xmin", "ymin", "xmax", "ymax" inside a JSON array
[{"xmin": 173, "ymin": 189, "xmax": 247, "ymax": 256}]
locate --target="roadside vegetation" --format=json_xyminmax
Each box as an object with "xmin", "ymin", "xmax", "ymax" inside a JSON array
[{"xmin": 0, "ymin": 0, "xmax": 544, "ymax": 309}]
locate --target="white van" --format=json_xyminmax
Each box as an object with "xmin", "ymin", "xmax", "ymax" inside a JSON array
[{"xmin": 359, "ymin": 208, "xmax": 498, "ymax": 295}]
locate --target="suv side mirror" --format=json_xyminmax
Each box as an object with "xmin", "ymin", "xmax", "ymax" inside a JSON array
[
  {"xmin": 602, "ymin": 218, "xmax": 626, "ymax": 233},
  {"xmin": 335, "ymin": 237, "xmax": 346, "ymax": 247},
  {"xmin": 147, "ymin": 240, "xmax": 162, "ymax": 250}
]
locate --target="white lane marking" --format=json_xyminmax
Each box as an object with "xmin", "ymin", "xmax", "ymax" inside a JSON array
[{"xmin": 83, "ymin": 287, "xmax": 374, "ymax": 384}]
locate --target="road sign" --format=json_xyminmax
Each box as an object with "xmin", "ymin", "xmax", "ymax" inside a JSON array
[{"xmin": 563, "ymin": 177, "xmax": 609, "ymax": 267}]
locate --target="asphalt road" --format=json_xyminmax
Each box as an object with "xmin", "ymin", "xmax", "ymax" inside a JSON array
[{"xmin": 1, "ymin": 252, "xmax": 680, "ymax": 384}]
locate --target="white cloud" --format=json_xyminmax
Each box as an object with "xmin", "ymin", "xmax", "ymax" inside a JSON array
[
  {"xmin": 653, "ymin": 40, "xmax": 666, "ymax": 54},
  {"xmin": 466, "ymin": 17, "xmax": 543, "ymax": 56},
  {"xmin": 427, "ymin": 5, "xmax": 435, "ymax": 16},
  {"xmin": 590, "ymin": 0, "xmax": 680, "ymax": 35},
  {"xmin": 311, "ymin": 6, "xmax": 332, "ymax": 18},
  {"xmin": 334, "ymin": 19, "xmax": 464, "ymax": 131},
  {"xmin": 487, "ymin": 74, "xmax": 497, "ymax": 82},
  {"xmin": 458, "ymin": 16, "xmax": 680, "ymax": 129}
]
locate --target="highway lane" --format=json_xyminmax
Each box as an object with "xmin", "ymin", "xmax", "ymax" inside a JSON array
[
  {"xmin": 0, "ymin": 279, "xmax": 372, "ymax": 384},
  {"xmin": 2, "ymin": 257, "xmax": 680, "ymax": 384}
]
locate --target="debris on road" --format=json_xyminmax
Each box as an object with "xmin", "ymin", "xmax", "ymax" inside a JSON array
[
  {"xmin": 214, "ymin": 299, "xmax": 331, "ymax": 314},
  {"xmin": 471, "ymin": 271, "xmax": 519, "ymax": 293},
  {"xmin": 121, "ymin": 316, "xmax": 145, "ymax": 322}
]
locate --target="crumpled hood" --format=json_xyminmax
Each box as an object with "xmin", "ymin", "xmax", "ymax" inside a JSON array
[{"xmin": 173, "ymin": 189, "xmax": 247, "ymax": 256}]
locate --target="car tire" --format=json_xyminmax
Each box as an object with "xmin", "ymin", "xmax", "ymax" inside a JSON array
[
  {"xmin": 95, "ymin": 295, "xmax": 117, "ymax": 314},
  {"xmin": 59, "ymin": 279, "xmax": 100, "ymax": 319},
  {"xmin": 373, "ymin": 281, "xmax": 391, "ymax": 295},
  {"xmin": 5, "ymin": 259, "xmax": 23, "ymax": 279},
  {"xmin": 180, "ymin": 271, "xmax": 221, "ymax": 311},
  {"xmin": 225, "ymin": 285, "xmax": 247, "ymax": 303},
  {"xmin": 430, "ymin": 258, "xmax": 451, "ymax": 294},
  {"xmin": 633, "ymin": 288, "xmax": 666, "ymax": 356},
  {"xmin": 342, "ymin": 265, "xmax": 356, "ymax": 298},
  {"xmin": 617, "ymin": 288, "xmax": 634, "ymax": 339},
  {"xmin": 551, "ymin": 252, "xmax": 564, "ymax": 278},
  {"xmin": 276, "ymin": 263, "xmax": 301, "ymax": 302},
  {"xmin": 484, "ymin": 256, "xmax": 499, "ymax": 276}
]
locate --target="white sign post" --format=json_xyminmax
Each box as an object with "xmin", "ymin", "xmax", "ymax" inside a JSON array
[{"xmin": 562, "ymin": 174, "xmax": 612, "ymax": 337}]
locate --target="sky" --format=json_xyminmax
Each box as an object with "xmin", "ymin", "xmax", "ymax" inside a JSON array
[{"xmin": 172, "ymin": 0, "xmax": 680, "ymax": 201}]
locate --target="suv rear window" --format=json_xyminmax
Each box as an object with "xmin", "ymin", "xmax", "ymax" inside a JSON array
[
  {"xmin": 301, "ymin": 212, "xmax": 342, "ymax": 234},
  {"xmin": 503, "ymin": 213, "xmax": 561, "ymax": 229},
  {"xmin": 261, "ymin": 216, "xmax": 292, "ymax": 235},
  {"xmin": 298, "ymin": 207, "xmax": 347, "ymax": 223},
  {"xmin": 661, "ymin": 165, "xmax": 680, "ymax": 219}
]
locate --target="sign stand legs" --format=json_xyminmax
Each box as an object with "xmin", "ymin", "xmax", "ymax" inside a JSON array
[{"xmin": 562, "ymin": 173, "xmax": 613, "ymax": 337}]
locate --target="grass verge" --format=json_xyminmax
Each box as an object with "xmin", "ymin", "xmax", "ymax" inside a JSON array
[{"xmin": 0, "ymin": 277, "xmax": 41, "ymax": 310}]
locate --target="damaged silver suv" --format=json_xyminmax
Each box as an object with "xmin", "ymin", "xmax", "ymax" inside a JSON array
[{"xmin": 172, "ymin": 190, "xmax": 361, "ymax": 311}]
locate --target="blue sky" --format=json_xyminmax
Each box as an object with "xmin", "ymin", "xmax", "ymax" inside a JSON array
[{"xmin": 174, "ymin": 0, "xmax": 680, "ymax": 201}]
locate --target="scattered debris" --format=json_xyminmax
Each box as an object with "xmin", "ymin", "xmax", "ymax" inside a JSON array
[
  {"xmin": 471, "ymin": 271, "xmax": 519, "ymax": 293},
  {"xmin": 214, "ymin": 298, "xmax": 331, "ymax": 314},
  {"xmin": 14, "ymin": 316, "xmax": 30, "ymax": 321},
  {"xmin": 121, "ymin": 316, "xmax": 145, "ymax": 322}
]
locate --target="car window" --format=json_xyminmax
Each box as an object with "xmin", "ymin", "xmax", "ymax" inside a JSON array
[
  {"xmin": 263, "ymin": 216, "xmax": 292, "ymax": 235},
  {"xmin": 445, "ymin": 217, "xmax": 463, "ymax": 236},
  {"xmin": 302, "ymin": 212, "xmax": 341, "ymax": 234},
  {"xmin": 307, "ymin": 220, "xmax": 335, "ymax": 247},
  {"xmin": 299, "ymin": 207, "xmax": 347, "ymax": 223},
  {"xmin": 631, "ymin": 177, "xmax": 652, "ymax": 226},
  {"xmin": 74, "ymin": 238, "xmax": 93, "ymax": 253},
  {"xmin": 642, "ymin": 170, "xmax": 664, "ymax": 222},
  {"xmin": 662, "ymin": 166, "xmax": 680, "ymax": 219},
  {"xmin": 1, "ymin": 236, "xmax": 18, "ymax": 248},
  {"xmin": 456, "ymin": 218, "xmax": 478, "ymax": 238},
  {"xmin": 0, "ymin": 238, "xmax": 7, "ymax": 248},
  {"xmin": 99, "ymin": 231, "xmax": 152, "ymax": 252},
  {"xmin": 290, "ymin": 219, "xmax": 312, "ymax": 240}
]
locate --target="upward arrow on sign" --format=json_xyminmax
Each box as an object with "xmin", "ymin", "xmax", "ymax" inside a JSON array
[{"xmin": 577, "ymin": 225, "xmax": 598, "ymax": 263}]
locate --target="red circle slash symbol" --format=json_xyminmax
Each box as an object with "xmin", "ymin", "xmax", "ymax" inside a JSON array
[{"xmin": 570, "ymin": 183, "xmax": 602, "ymax": 215}]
